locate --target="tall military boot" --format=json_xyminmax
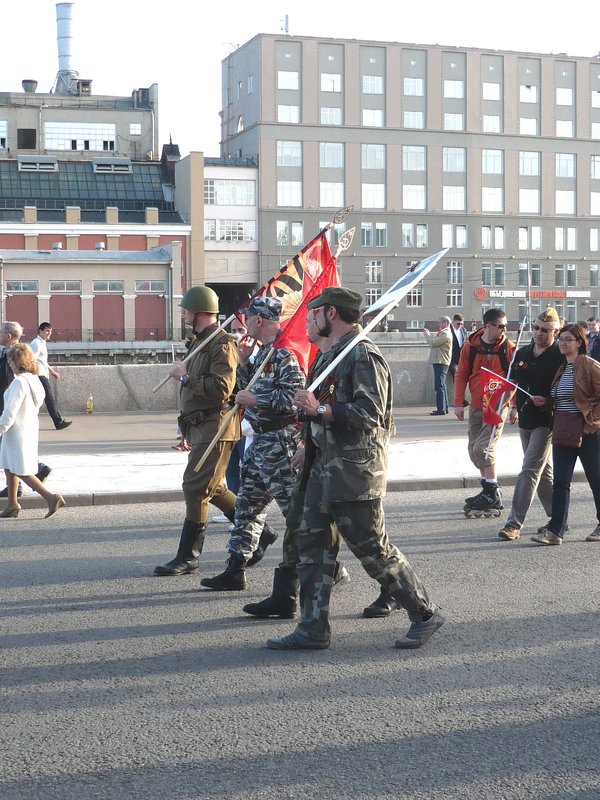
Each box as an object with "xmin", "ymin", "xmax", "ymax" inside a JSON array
[
  {"xmin": 243, "ymin": 566, "xmax": 299, "ymax": 618},
  {"xmin": 153, "ymin": 520, "xmax": 206, "ymax": 576},
  {"xmin": 247, "ymin": 523, "xmax": 279, "ymax": 567},
  {"xmin": 200, "ymin": 553, "xmax": 247, "ymax": 591}
]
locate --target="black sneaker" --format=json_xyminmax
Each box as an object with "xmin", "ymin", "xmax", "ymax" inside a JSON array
[
  {"xmin": 36, "ymin": 464, "xmax": 52, "ymax": 483},
  {"xmin": 55, "ymin": 420, "xmax": 73, "ymax": 430},
  {"xmin": 0, "ymin": 483, "xmax": 23, "ymax": 498}
]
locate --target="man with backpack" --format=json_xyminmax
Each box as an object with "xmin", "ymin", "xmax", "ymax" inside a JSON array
[{"xmin": 454, "ymin": 308, "xmax": 515, "ymax": 517}]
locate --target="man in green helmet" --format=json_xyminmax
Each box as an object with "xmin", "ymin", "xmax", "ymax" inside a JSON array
[{"xmin": 154, "ymin": 285, "xmax": 241, "ymax": 576}]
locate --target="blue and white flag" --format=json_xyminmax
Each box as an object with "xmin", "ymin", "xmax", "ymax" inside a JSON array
[{"xmin": 364, "ymin": 248, "xmax": 449, "ymax": 315}]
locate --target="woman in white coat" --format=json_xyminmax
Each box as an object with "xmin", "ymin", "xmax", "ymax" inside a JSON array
[{"xmin": 0, "ymin": 343, "xmax": 65, "ymax": 519}]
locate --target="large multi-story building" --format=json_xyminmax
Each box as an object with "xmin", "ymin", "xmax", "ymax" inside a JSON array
[{"xmin": 220, "ymin": 34, "xmax": 600, "ymax": 328}]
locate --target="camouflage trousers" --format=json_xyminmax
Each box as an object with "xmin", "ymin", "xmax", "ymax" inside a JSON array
[
  {"xmin": 227, "ymin": 427, "xmax": 298, "ymax": 560},
  {"xmin": 294, "ymin": 455, "xmax": 433, "ymax": 641}
]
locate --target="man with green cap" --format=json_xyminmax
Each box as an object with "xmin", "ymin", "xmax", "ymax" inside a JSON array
[
  {"xmin": 154, "ymin": 285, "xmax": 240, "ymax": 576},
  {"xmin": 267, "ymin": 287, "xmax": 445, "ymax": 651}
]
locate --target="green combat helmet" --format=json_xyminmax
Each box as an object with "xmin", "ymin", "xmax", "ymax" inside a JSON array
[{"xmin": 179, "ymin": 285, "xmax": 219, "ymax": 314}]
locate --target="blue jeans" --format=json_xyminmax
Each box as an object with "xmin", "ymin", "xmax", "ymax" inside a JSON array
[
  {"xmin": 432, "ymin": 364, "xmax": 449, "ymax": 413},
  {"xmin": 548, "ymin": 429, "xmax": 600, "ymax": 537}
]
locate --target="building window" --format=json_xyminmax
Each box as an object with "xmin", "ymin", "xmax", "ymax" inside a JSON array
[
  {"xmin": 0, "ymin": 120, "xmax": 7, "ymax": 149},
  {"xmin": 447, "ymin": 288, "xmax": 463, "ymax": 307},
  {"xmin": 93, "ymin": 281, "xmax": 124, "ymax": 293},
  {"xmin": 593, "ymin": 123, "xmax": 600, "ymax": 140},
  {"xmin": 218, "ymin": 220, "xmax": 256, "ymax": 242},
  {"xmin": 494, "ymin": 226, "xmax": 504, "ymax": 249},
  {"xmin": 592, "ymin": 155, "xmax": 600, "ymax": 179},
  {"xmin": 44, "ymin": 121, "xmax": 116, "ymax": 151},
  {"xmin": 567, "ymin": 263, "xmax": 577, "ymax": 287},
  {"xmin": 556, "ymin": 120, "xmax": 574, "ymax": 137},
  {"xmin": 482, "ymin": 226, "xmax": 492, "ymax": 249},
  {"xmin": 135, "ymin": 280, "xmax": 166, "ymax": 293},
  {"xmin": 375, "ymin": 222, "xmax": 387, "ymax": 247},
  {"xmin": 519, "ymin": 188, "xmax": 540, "ymax": 214},
  {"xmin": 320, "ymin": 182, "xmax": 344, "ymax": 207},
  {"xmin": 277, "ymin": 105, "xmax": 300, "ymax": 123},
  {"xmin": 402, "ymin": 223, "xmax": 414, "ymax": 247},
  {"xmin": 444, "ymin": 113, "xmax": 464, "ymax": 131},
  {"xmin": 320, "ymin": 107, "xmax": 342, "ymax": 125},
  {"xmin": 555, "ymin": 227, "xmax": 577, "ymax": 251},
  {"xmin": 555, "ymin": 264, "xmax": 565, "ymax": 287},
  {"xmin": 482, "ymin": 82, "xmax": 501, "ymax": 100},
  {"xmin": 237, "ymin": 81, "xmax": 242, "ymax": 101},
  {"xmin": 247, "ymin": 74, "xmax": 253, "ymax": 94},
  {"xmin": 443, "ymin": 186, "xmax": 466, "ymax": 211},
  {"xmin": 204, "ymin": 219, "xmax": 216, "ymax": 240},
  {"xmin": 277, "ymin": 220, "xmax": 289, "ymax": 246},
  {"xmin": 520, "ymin": 85, "xmax": 538, "ymax": 103},
  {"xmin": 447, "ymin": 261, "xmax": 463, "ymax": 284},
  {"xmin": 481, "ymin": 263, "xmax": 505, "ymax": 286},
  {"xmin": 443, "ymin": 147, "xmax": 466, "ymax": 172},
  {"xmin": 592, "ymin": 192, "xmax": 600, "ymax": 215},
  {"xmin": 277, "ymin": 141, "xmax": 302, "ymax": 166},
  {"xmin": 365, "ymin": 261, "xmax": 382, "ymax": 283},
  {"xmin": 416, "ymin": 224, "xmax": 428, "ymax": 248},
  {"xmin": 6, "ymin": 280, "xmax": 38, "ymax": 293},
  {"xmin": 362, "ymin": 109, "xmax": 384, "ymax": 127},
  {"xmin": 362, "ymin": 183, "xmax": 385, "ymax": 209},
  {"xmin": 519, "ymin": 226, "xmax": 542, "ymax": 250},
  {"xmin": 404, "ymin": 111, "xmax": 424, "ymax": 129},
  {"xmin": 442, "ymin": 224, "xmax": 453, "ymax": 248},
  {"xmin": 483, "ymin": 115, "xmax": 501, "ymax": 133},
  {"xmin": 591, "ymin": 264, "xmax": 599, "ymax": 287},
  {"xmin": 403, "ymin": 184, "xmax": 426, "ymax": 210},
  {"xmin": 519, "ymin": 151, "xmax": 540, "ymax": 176},
  {"xmin": 593, "ymin": 90, "xmax": 600, "ymax": 109},
  {"xmin": 555, "ymin": 190, "xmax": 575, "ymax": 215},
  {"xmin": 277, "ymin": 181, "xmax": 302, "ymax": 206},
  {"xmin": 50, "ymin": 280, "xmax": 82, "ymax": 292},
  {"xmin": 321, "ymin": 73, "xmax": 341, "ymax": 92},
  {"xmin": 204, "ymin": 179, "xmax": 255, "ymax": 205},
  {"xmin": 520, "ymin": 118, "xmax": 538, "ymax": 135},
  {"xmin": 556, "ymin": 153, "xmax": 575, "ymax": 177},
  {"xmin": 402, "ymin": 145, "xmax": 425, "ymax": 171},
  {"xmin": 291, "ymin": 222, "xmax": 303, "ymax": 247},
  {"xmin": 361, "ymin": 222, "xmax": 373, "ymax": 247},
  {"xmin": 278, "ymin": 71, "xmax": 299, "ymax": 90},
  {"xmin": 361, "ymin": 144, "xmax": 385, "ymax": 169},
  {"xmin": 365, "ymin": 288, "xmax": 381, "ymax": 306},
  {"xmin": 482, "ymin": 187, "xmax": 503, "ymax": 212},
  {"xmin": 403, "ymin": 78, "xmax": 424, "ymax": 96},
  {"xmin": 444, "ymin": 80, "xmax": 464, "ymax": 99},
  {"xmin": 406, "ymin": 285, "xmax": 423, "ymax": 307},
  {"xmin": 482, "ymin": 149, "xmax": 503, "ymax": 174},
  {"xmin": 319, "ymin": 142, "xmax": 344, "ymax": 168},
  {"xmin": 129, "ymin": 123, "xmax": 141, "ymax": 136},
  {"xmin": 362, "ymin": 75, "xmax": 383, "ymax": 94},
  {"xmin": 591, "ymin": 229, "xmax": 600, "ymax": 251},
  {"xmin": 556, "ymin": 87, "xmax": 573, "ymax": 106}
]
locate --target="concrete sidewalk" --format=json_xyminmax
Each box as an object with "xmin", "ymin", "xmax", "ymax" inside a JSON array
[{"xmin": 11, "ymin": 407, "xmax": 583, "ymax": 510}]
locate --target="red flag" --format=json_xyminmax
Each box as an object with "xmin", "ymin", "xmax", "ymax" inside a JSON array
[
  {"xmin": 243, "ymin": 231, "xmax": 340, "ymax": 373},
  {"xmin": 482, "ymin": 372, "xmax": 515, "ymax": 425}
]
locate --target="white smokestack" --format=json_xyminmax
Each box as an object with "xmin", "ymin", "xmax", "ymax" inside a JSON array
[{"xmin": 52, "ymin": 2, "xmax": 79, "ymax": 95}]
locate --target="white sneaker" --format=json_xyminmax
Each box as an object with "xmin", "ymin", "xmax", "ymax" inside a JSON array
[{"xmin": 210, "ymin": 514, "xmax": 229, "ymax": 523}]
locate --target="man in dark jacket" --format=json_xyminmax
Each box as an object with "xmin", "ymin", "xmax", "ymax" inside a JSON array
[
  {"xmin": 266, "ymin": 287, "xmax": 444, "ymax": 651},
  {"xmin": 497, "ymin": 308, "xmax": 563, "ymax": 540}
]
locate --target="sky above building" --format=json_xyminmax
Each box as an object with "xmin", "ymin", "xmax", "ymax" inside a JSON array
[{"xmin": 3, "ymin": 0, "xmax": 600, "ymax": 158}]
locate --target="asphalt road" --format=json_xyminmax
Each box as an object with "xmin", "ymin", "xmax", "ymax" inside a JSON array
[{"xmin": 1, "ymin": 489, "xmax": 599, "ymax": 800}]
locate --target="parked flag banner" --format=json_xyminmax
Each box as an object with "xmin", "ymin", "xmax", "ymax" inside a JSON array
[
  {"xmin": 482, "ymin": 370, "xmax": 516, "ymax": 425},
  {"xmin": 243, "ymin": 231, "xmax": 340, "ymax": 373}
]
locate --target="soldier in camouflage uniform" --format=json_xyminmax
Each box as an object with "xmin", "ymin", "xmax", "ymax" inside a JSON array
[
  {"xmin": 201, "ymin": 296, "xmax": 305, "ymax": 592},
  {"xmin": 267, "ymin": 287, "xmax": 445, "ymax": 651},
  {"xmin": 154, "ymin": 286, "xmax": 240, "ymax": 577}
]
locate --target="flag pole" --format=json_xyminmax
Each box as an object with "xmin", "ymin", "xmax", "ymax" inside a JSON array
[
  {"xmin": 151, "ymin": 313, "xmax": 236, "ymax": 394},
  {"xmin": 483, "ymin": 316, "xmax": 529, "ymax": 459}
]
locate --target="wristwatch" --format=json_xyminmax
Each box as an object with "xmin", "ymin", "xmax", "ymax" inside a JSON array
[
  {"xmin": 179, "ymin": 374, "xmax": 190, "ymax": 385},
  {"xmin": 315, "ymin": 403, "xmax": 327, "ymax": 424}
]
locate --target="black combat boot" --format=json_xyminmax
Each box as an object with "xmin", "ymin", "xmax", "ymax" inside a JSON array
[
  {"xmin": 363, "ymin": 588, "xmax": 402, "ymax": 618},
  {"xmin": 243, "ymin": 566, "xmax": 299, "ymax": 618},
  {"xmin": 200, "ymin": 553, "xmax": 247, "ymax": 591},
  {"xmin": 247, "ymin": 524, "xmax": 279, "ymax": 567},
  {"xmin": 153, "ymin": 520, "xmax": 206, "ymax": 576}
]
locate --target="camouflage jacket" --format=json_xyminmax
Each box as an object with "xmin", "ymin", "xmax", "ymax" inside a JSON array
[
  {"xmin": 306, "ymin": 327, "xmax": 394, "ymax": 503},
  {"xmin": 180, "ymin": 324, "xmax": 240, "ymax": 444},
  {"xmin": 237, "ymin": 339, "xmax": 305, "ymax": 432}
]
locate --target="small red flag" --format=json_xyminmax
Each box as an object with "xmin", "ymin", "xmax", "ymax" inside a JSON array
[{"xmin": 482, "ymin": 372, "xmax": 515, "ymax": 425}]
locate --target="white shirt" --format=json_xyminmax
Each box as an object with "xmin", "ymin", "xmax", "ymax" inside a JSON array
[{"xmin": 29, "ymin": 334, "xmax": 49, "ymax": 378}]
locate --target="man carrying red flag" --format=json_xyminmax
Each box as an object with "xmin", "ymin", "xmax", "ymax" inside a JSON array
[{"xmin": 482, "ymin": 371, "xmax": 516, "ymax": 426}]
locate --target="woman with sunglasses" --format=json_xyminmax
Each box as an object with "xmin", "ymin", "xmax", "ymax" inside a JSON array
[{"xmin": 531, "ymin": 323, "xmax": 600, "ymax": 545}]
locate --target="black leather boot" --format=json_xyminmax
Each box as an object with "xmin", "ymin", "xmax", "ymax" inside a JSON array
[
  {"xmin": 200, "ymin": 553, "xmax": 247, "ymax": 591},
  {"xmin": 247, "ymin": 524, "xmax": 279, "ymax": 567},
  {"xmin": 153, "ymin": 520, "xmax": 206, "ymax": 576},
  {"xmin": 243, "ymin": 566, "xmax": 299, "ymax": 618},
  {"xmin": 363, "ymin": 588, "xmax": 402, "ymax": 618}
]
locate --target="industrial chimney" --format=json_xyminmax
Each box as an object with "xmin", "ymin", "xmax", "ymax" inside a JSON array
[
  {"xmin": 52, "ymin": 3, "xmax": 79, "ymax": 95},
  {"xmin": 22, "ymin": 79, "xmax": 38, "ymax": 94}
]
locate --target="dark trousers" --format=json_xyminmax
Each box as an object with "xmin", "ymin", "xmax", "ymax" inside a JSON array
[
  {"xmin": 39, "ymin": 375, "xmax": 63, "ymax": 427},
  {"xmin": 225, "ymin": 437, "xmax": 246, "ymax": 495},
  {"xmin": 548, "ymin": 430, "xmax": 600, "ymax": 537},
  {"xmin": 432, "ymin": 363, "xmax": 449, "ymax": 413}
]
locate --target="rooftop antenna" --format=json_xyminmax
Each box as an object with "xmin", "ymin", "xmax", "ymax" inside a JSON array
[{"xmin": 281, "ymin": 14, "xmax": 289, "ymax": 35}]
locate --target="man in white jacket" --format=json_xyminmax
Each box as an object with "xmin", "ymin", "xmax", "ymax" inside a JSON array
[{"xmin": 29, "ymin": 323, "xmax": 72, "ymax": 430}]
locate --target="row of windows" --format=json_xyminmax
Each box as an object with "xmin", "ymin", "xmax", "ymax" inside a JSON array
[
  {"xmin": 277, "ymin": 141, "xmax": 600, "ymax": 179},
  {"xmin": 275, "ymin": 179, "xmax": 600, "ymax": 215},
  {"xmin": 275, "ymin": 218, "xmax": 600, "ymax": 255},
  {"xmin": 5, "ymin": 280, "xmax": 166, "ymax": 294},
  {"xmin": 204, "ymin": 219, "xmax": 257, "ymax": 242},
  {"xmin": 0, "ymin": 121, "xmax": 142, "ymax": 152},
  {"xmin": 275, "ymin": 105, "xmax": 600, "ymax": 137},
  {"xmin": 276, "ymin": 71, "xmax": 600, "ymax": 110},
  {"xmin": 204, "ymin": 179, "xmax": 256, "ymax": 206}
]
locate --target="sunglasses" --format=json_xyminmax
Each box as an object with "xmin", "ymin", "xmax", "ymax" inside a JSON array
[
  {"xmin": 532, "ymin": 324, "xmax": 552, "ymax": 334},
  {"xmin": 490, "ymin": 323, "xmax": 507, "ymax": 330}
]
